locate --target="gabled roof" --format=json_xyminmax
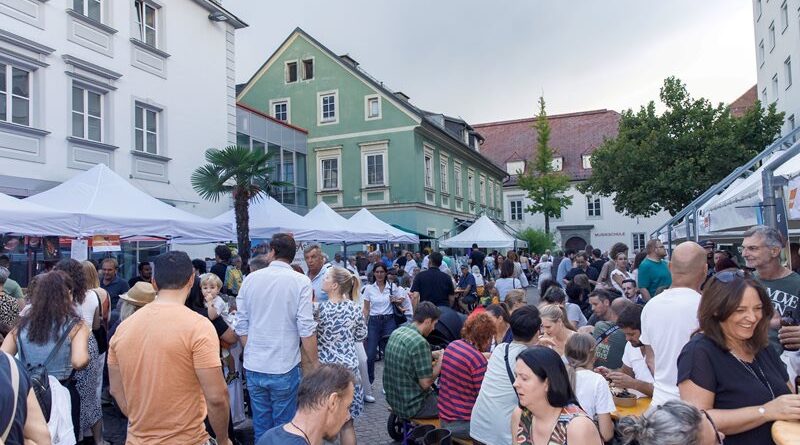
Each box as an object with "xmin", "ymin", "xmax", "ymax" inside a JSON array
[
  {"xmin": 730, "ymin": 85, "xmax": 757, "ymax": 118},
  {"xmin": 237, "ymin": 27, "xmax": 505, "ymax": 177},
  {"xmin": 474, "ymin": 109, "xmax": 621, "ymax": 182}
]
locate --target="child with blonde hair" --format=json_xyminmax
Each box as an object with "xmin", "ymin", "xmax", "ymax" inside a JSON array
[{"xmin": 199, "ymin": 273, "xmax": 237, "ymax": 383}]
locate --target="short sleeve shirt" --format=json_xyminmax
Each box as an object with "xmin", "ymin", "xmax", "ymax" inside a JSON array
[
  {"xmin": 383, "ymin": 325, "xmax": 433, "ymax": 418},
  {"xmin": 756, "ymin": 271, "xmax": 800, "ymax": 354},
  {"xmin": 0, "ymin": 352, "xmax": 30, "ymax": 445},
  {"xmin": 108, "ymin": 303, "xmax": 221, "ymax": 444},
  {"xmin": 592, "ymin": 321, "xmax": 626, "ymax": 369},
  {"xmin": 256, "ymin": 425, "xmax": 310, "ymax": 445},
  {"xmin": 637, "ymin": 258, "xmax": 672, "ymax": 297},
  {"xmin": 574, "ymin": 369, "xmax": 616, "ymax": 418},
  {"xmin": 410, "ymin": 269, "xmax": 454, "ymax": 307},
  {"xmin": 437, "ymin": 339, "xmax": 487, "ymax": 421},
  {"xmin": 678, "ymin": 333, "xmax": 789, "ymax": 445}
]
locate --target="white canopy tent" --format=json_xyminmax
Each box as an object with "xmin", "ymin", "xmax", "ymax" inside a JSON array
[
  {"xmin": 24, "ymin": 164, "xmax": 230, "ymax": 240},
  {"xmin": 440, "ymin": 215, "xmax": 527, "ymax": 249},
  {"xmin": 0, "ymin": 192, "xmax": 82, "ymax": 236},
  {"xmin": 302, "ymin": 202, "xmax": 386, "ymax": 243},
  {"xmin": 347, "ymin": 208, "xmax": 419, "ymax": 243}
]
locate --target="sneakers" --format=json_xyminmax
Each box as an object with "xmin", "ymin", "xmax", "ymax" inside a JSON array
[{"xmin": 364, "ymin": 395, "xmax": 376, "ymax": 403}]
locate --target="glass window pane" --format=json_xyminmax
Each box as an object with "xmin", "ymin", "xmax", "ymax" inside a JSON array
[
  {"xmin": 135, "ymin": 129, "xmax": 144, "ymax": 151},
  {"xmin": 88, "ymin": 92, "xmax": 101, "ymax": 117},
  {"xmin": 145, "ymin": 5, "xmax": 155, "ymax": 27},
  {"xmin": 267, "ymin": 143, "xmax": 280, "ymax": 180},
  {"xmin": 11, "ymin": 97, "xmax": 28, "ymax": 126},
  {"xmin": 135, "ymin": 106, "xmax": 143, "ymax": 129},
  {"xmin": 0, "ymin": 93, "xmax": 6, "ymax": 121},
  {"xmin": 72, "ymin": 112, "xmax": 84, "ymax": 138},
  {"xmin": 295, "ymin": 153, "xmax": 306, "ymax": 187},
  {"xmin": 283, "ymin": 186, "xmax": 295, "ymax": 204},
  {"xmin": 146, "ymin": 28, "xmax": 156, "ymax": 46},
  {"xmin": 146, "ymin": 132, "xmax": 157, "ymax": 153},
  {"xmin": 11, "ymin": 68, "xmax": 28, "ymax": 98},
  {"xmin": 252, "ymin": 139, "xmax": 265, "ymax": 155},
  {"xmin": 88, "ymin": 0, "xmax": 101, "ymax": 21},
  {"xmin": 236, "ymin": 132, "xmax": 250, "ymax": 148},
  {"xmin": 0, "ymin": 64, "xmax": 6, "ymax": 92},
  {"xmin": 72, "ymin": 87, "xmax": 84, "ymax": 112},
  {"xmin": 146, "ymin": 109, "xmax": 156, "ymax": 132},
  {"xmin": 296, "ymin": 188, "xmax": 307, "ymax": 207},
  {"xmin": 74, "ymin": 0, "xmax": 84, "ymax": 13},
  {"xmin": 87, "ymin": 116, "xmax": 101, "ymax": 141},
  {"xmin": 282, "ymin": 150, "xmax": 294, "ymax": 183}
]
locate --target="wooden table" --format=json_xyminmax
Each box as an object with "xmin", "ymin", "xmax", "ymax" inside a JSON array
[
  {"xmin": 611, "ymin": 397, "xmax": 651, "ymax": 420},
  {"xmin": 773, "ymin": 420, "xmax": 800, "ymax": 445}
]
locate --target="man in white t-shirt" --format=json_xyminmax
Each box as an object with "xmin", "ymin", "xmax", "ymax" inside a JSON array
[
  {"xmin": 639, "ymin": 241, "xmax": 707, "ymax": 408},
  {"xmin": 600, "ymin": 304, "xmax": 653, "ymax": 397}
]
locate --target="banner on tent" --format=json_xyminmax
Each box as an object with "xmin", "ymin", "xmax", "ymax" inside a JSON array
[
  {"xmin": 92, "ymin": 235, "xmax": 121, "ymax": 252},
  {"xmin": 789, "ymin": 177, "xmax": 800, "ymax": 220}
]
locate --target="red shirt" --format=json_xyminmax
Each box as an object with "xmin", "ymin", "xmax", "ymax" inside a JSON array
[{"xmin": 436, "ymin": 339, "xmax": 487, "ymax": 421}]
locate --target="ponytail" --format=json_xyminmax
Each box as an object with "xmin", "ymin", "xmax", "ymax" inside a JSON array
[
  {"xmin": 329, "ymin": 267, "xmax": 361, "ymax": 303},
  {"xmin": 348, "ymin": 274, "xmax": 361, "ymax": 303},
  {"xmin": 564, "ymin": 333, "xmax": 596, "ymax": 393}
]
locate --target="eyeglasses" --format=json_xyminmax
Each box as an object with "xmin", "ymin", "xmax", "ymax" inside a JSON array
[
  {"xmin": 700, "ymin": 410, "xmax": 723, "ymax": 444},
  {"xmin": 715, "ymin": 269, "xmax": 746, "ymax": 283}
]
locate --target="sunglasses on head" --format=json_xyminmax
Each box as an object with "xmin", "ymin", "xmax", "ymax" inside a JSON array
[
  {"xmin": 714, "ymin": 269, "xmax": 746, "ymax": 283},
  {"xmin": 700, "ymin": 410, "xmax": 723, "ymax": 444}
]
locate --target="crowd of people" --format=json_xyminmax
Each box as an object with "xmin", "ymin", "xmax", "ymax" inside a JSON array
[{"xmin": 2, "ymin": 224, "xmax": 800, "ymax": 445}]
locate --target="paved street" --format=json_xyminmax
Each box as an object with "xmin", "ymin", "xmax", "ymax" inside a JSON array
[{"xmin": 101, "ymin": 285, "xmax": 540, "ymax": 445}]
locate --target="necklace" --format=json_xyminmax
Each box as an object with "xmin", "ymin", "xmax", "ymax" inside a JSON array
[
  {"xmin": 290, "ymin": 421, "xmax": 311, "ymax": 445},
  {"xmin": 730, "ymin": 351, "xmax": 775, "ymax": 400}
]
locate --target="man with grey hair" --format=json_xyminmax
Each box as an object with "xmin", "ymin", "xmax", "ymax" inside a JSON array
[
  {"xmin": 304, "ymin": 244, "xmax": 331, "ymax": 302},
  {"xmin": 249, "ymin": 255, "xmax": 270, "ymax": 273},
  {"xmin": 743, "ymin": 225, "xmax": 800, "ymax": 353}
]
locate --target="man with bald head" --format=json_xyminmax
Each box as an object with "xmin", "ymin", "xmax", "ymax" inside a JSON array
[{"xmin": 639, "ymin": 241, "xmax": 707, "ymax": 409}]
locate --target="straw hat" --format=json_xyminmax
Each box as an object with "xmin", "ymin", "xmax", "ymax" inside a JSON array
[{"xmin": 119, "ymin": 281, "xmax": 156, "ymax": 307}]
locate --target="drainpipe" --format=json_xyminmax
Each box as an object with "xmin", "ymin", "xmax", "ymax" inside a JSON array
[{"xmin": 763, "ymin": 139, "xmax": 800, "ymax": 230}]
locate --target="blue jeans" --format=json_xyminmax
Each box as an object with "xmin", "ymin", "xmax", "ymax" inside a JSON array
[
  {"xmin": 246, "ymin": 365, "xmax": 301, "ymax": 442},
  {"xmin": 366, "ymin": 314, "xmax": 397, "ymax": 383}
]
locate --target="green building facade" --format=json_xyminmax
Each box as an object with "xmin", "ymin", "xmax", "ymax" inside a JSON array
[{"xmin": 237, "ymin": 28, "xmax": 505, "ymax": 241}]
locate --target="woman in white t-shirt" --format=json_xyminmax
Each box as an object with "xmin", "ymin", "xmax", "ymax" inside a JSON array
[
  {"xmin": 565, "ymin": 333, "xmax": 616, "ymax": 443},
  {"xmin": 609, "ymin": 252, "xmax": 633, "ymax": 293},
  {"xmin": 494, "ymin": 260, "xmax": 522, "ymax": 301},
  {"xmin": 535, "ymin": 258, "xmax": 553, "ymax": 283}
]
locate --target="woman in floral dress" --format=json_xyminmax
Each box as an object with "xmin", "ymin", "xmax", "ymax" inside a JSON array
[{"xmin": 316, "ymin": 266, "xmax": 368, "ymax": 445}]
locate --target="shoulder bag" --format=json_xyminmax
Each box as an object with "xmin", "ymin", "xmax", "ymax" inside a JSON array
[
  {"xmin": 18, "ymin": 319, "xmax": 77, "ymax": 422},
  {"xmin": 92, "ymin": 290, "xmax": 109, "ymax": 354}
]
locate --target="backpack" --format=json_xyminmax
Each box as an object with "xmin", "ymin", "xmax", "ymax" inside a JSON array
[{"xmin": 17, "ymin": 319, "xmax": 76, "ymax": 422}]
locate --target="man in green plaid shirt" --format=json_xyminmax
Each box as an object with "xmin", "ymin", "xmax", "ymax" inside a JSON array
[{"xmin": 384, "ymin": 302, "xmax": 443, "ymax": 419}]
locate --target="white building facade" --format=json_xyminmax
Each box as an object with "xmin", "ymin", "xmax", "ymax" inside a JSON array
[
  {"xmin": 475, "ymin": 110, "xmax": 670, "ymax": 254},
  {"xmin": 754, "ymin": 0, "xmax": 800, "ymax": 134},
  {"xmin": 0, "ymin": 0, "xmax": 245, "ymax": 218}
]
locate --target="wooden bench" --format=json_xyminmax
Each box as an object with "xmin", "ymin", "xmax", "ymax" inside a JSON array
[{"xmin": 409, "ymin": 418, "xmax": 473, "ymax": 444}]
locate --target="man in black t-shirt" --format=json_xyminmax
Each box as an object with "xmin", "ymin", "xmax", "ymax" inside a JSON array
[
  {"xmin": 411, "ymin": 251, "xmax": 455, "ymax": 308},
  {"xmin": 469, "ymin": 244, "xmax": 486, "ymax": 275}
]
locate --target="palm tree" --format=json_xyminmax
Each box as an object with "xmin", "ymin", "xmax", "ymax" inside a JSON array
[{"xmin": 191, "ymin": 145, "xmax": 282, "ymax": 270}]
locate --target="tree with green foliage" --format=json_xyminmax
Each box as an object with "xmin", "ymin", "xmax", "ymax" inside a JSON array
[
  {"xmin": 580, "ymin": 76, "xmax": 784, "ymax": 216},
  {"xmin": 191, "ymin": 145, "xmax": 284, "ymax": 269},
  {"xmin": 517, "ymin": 227, "xmax": 555, "ymax": 254},
  {"xmin": 517, "ymin": 96, "xmax": 573, "ymax": 234}
]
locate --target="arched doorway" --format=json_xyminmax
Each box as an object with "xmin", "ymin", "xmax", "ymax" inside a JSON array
[{"xmin": 565, "ymin": 236, "xmax": 587, "ymax": 252}]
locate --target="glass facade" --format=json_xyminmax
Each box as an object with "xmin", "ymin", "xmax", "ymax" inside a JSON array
[{"xmin": 236, "ymin": 105, "xmax": 309, "ymax": 214}]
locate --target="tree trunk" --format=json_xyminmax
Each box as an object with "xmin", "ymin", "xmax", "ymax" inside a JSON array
[
  {"xmin": 233, "ymin": 189, "xmax": 251, "ymax": 274},
  {"xmin": 544, "ymin": 215, "xmax": 550, "ymax": 235}
]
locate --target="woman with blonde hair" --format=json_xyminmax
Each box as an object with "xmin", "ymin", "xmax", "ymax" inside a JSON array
[
  {"xmin": 316, "ymin": 267, "xmax": 368, "ymax": 445},
  {"xmin": 564, "ymin": 333, "xmax": 615, "ymax": 442},
  {"xmin": 503, "ymin": 289, "xmax": 527, "ymax": 314},
  {"xmin": 539, "ymin": 304, "xmax": 576, "ymax": 357}
]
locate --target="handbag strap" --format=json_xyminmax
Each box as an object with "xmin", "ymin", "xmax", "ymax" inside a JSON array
[
  {"xmin": 2, "ymin": 352, "xmax": 19, "ymax": 441},
  {"xmin": 95, "ymin": 290, "xmax": 103, "ymax": 319},
  {"xmin": 594, "ymin": 324, "xmax": 621, "ymax": 346},
  {"xmin": 42, "ymin": 319, "xmax": 77, "ymax": 368},
  {"xmin": 504, "ymin": 343, "xmax": 516, "ymax": 386}
]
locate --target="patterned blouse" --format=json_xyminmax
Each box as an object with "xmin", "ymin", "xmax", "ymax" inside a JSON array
[
  {"xmin": 515, "ymin": 404, "xmax": 589, "ymax": 445},
  {"xmin": 0, "ymin": 290, "xmax": 20, "ymax": 329}
]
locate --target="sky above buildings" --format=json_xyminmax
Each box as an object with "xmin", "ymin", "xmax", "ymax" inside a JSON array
[{"xmin": 227, "ymin": 0, "xmax": 756, "ymax": 124}]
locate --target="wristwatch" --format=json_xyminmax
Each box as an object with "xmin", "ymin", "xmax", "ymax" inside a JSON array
[{"xmin": 758, "ymin": 406, "xmax": 766, "ymax": 416}]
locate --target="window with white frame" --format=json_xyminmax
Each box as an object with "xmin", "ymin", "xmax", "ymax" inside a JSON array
[
  {"xmin": 134, "ymin": 104, "xmax": 158, "ymax": 154},
  {"xmin": 769, "ymin": 21, "xmax": 776, "ymax": 50},
  {"xmin": 134, "ymin": 0, "xmax": 157, "ymax": 47},
  {"xmin": 633, "ymin": 233, "xmax": 646, "ymax": 252},
  {"xmin": 366, "ymin": 154, "xmax": 383, "ymax": 185},
  {"xmin": 318, "ymin": 91, "xmax": 338, "ymax": 124},
  {"xmin": 510, "ymin": 199, "xmax": 523, "ymax": 221},
  {"xmin": 360, "ymin": 142, "xmax": 387, "ymax": 187},
  {"xmin": 72, "ymin": 86, "xmax": 103, "ymax": 142},
  {"xmin": 582, "ymin": 154, "xmax": 592, "ymax": 169},
  {"xmin": 786, "ymin": 57, "xmax": 793, "ymax": 88},
  {"xmin": 468, "ymin": 169, "xmax": 475, "ymax": 201},
  {"xmin": 365, "ymin": 95, "xmax": 381, "ymax": 120},
  {"xmin": 272, "ymin": 99, "xmax": 289, "ymax": 122},
  {"xmin": 285, "ymin": 61, "xmax": 298, "ymax": 83},
  {"xmin": 489, "ymin": 181, "xmax": 495, "ymax": 207},
  {"xmin": 320, "ymin": 157, "xmax": 339, "ymax": 190},
  {"xmin": 440, "ymin": 156, "xmax": 449, "ymax": 193},
  {"xmin": 302, "ymin": 58, "xmax": 314, "ymax": 80},
  {"xmin": 762, "ymin": 87, "xmax": 768, "ymax": 103},
  {"xmin": 781, "ymin": 0, "xmax": 788, "ymax": 31},
  {"xmin": 74, "ymin": 0, "xmax": 102, "ymax": 21},
  {"xmin": 759, "ymin": 40, "xmax": 765, "ymax": 66},
  {"xmin": 0, "ymin": 63, "xmax": 31, "ymax": 126},
  {"xmin": 587, "ymin": 195, "xmax": 601, "ymax": 218},
  {"xmin": 454, "ymin": 163, "xmax": 462, "ymax": 197},
  {"xmin": 479, "ymin": 176, "xmax": 486, "ymax": 204},
  {"xmin": 773, "ymin": 73, "xmax": 779, "ymax": 98},
  {"xmin": 551, "ymin": 157, "xmax": 563, "ymax": 171},
  {"xmin": 506, "ymin": 160, "xmax": 524, "ymax": 175}
]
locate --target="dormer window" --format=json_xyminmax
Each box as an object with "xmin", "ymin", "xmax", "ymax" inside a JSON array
[
  {"xmin": 551, "ymin": 157, "xmax": 563, "ymax": 172},
  {"xmin": 582, "ymin": 154, "xmax": 592, "ymax": 169},
  {"xmin": 506, "ymin": 161, "xmax": 525, "ymax": 175}
]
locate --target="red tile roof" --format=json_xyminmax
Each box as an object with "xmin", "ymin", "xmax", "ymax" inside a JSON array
[
  {"xmin": 474, "ymin": 109, "xmax": 621, "ymax": 182},
  {"xmin": 730, "ymin": 85, "xmax": 757, "ymax": 118}
]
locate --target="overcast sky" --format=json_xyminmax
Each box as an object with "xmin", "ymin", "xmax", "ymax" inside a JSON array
[{"xmin": 227, "ymin": 0, "xmax": 756, "ymax": 124}]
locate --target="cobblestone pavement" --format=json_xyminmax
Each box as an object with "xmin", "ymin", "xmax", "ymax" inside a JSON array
[{"xmin": 101, "ymin": 285, "xmax": 540, "ymax": 445}]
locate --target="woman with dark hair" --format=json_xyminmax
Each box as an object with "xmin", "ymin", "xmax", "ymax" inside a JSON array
[
  {"xmin": 2, "ymin": 271, "xmax": 90, "ymax": 438},
  {"xmin": 494, "ymin": 259, "xmax": 522, "ymax": 301},
  {"xmin": 511, "ymin": 346, "xmax": 602, "ymax": 444},
  {"xmin": 486, "ymin": 303, "xmax": 512, "ymax": 347},
  {"xmin": 54, "ymin": 258, "xmax": 106, "ymax": 444},
  {"xmin": 631, "ymin": 250, "xmax": 648, "ymax": 283},
  {"xmin": 714, "ymin": 257, "xmax": 739, "ymax": 273},
  {"xmin": 547, "ymin": 284, "xmax": 588, "ymax": 328},
  {"xmin": 539, "ymin": 278, "xmax": 561, "ymax": 301},
  {"xmin": 678, "ymin": 270, "xmax": 800, "ymax": 445},
  {"xmin": 361, "ymin": 263, "xmax": 399, "ymax": 386},
  {"xmin": 598, "ymin": 242, "xmax": 629, "ymax": 287},
  {"xmin": 567, "ymin": 277, "xmax": 592, "ymax": 319}
]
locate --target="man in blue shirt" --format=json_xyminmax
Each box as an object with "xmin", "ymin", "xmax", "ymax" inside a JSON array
[
  {"xmin": 304, "ymin": 245, "xmax": 331, "ymax": 302},
  {"xmin": 456, "ymin": 264, "xmax": 477, "ymax": 309},
  {"xmin": 556, "ymin": 249, "xmax": 576, "ymax": 287}
]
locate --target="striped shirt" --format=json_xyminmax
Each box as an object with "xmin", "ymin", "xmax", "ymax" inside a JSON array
[{"xmin": 437, "ymin": 339, "xmax": 487, "ymax": 422}]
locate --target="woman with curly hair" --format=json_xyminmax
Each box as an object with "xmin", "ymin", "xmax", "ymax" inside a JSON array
[
  {"xmin": 55, "ymin": 258, "xmax": 106, "ymax": 444},
  {"xmin": 436, "ymin": 312, "xmax": 496, "ymax": 440},
  {"xmin": 1, "ymin": 271, "xmax": 90, "ymax": 438}
]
